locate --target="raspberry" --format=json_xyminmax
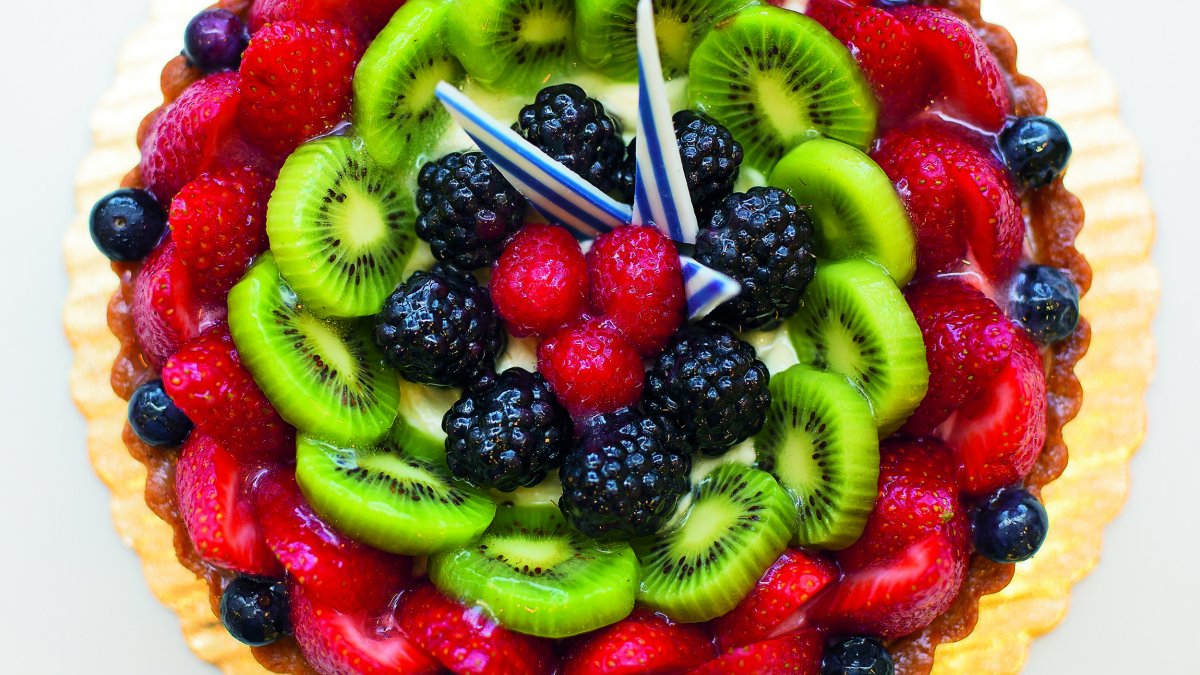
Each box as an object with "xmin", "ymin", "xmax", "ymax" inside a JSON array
[
  {"xmin": 537, "ymin": 320, "xmax": 645, "ymax": 419},
  {"xmin": 515, "ymin": 84, "xmax": 625, "ymax": 194},
  {"xmin": 588, "ymin": 226, "xmax": 686, "ymax": 356},
  {"xmin": 491, "ymin": 223, "xmax": 590, "ymax": 338}
]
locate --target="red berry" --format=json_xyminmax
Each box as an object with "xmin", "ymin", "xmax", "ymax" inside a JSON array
[
  {"xmin": 942, "ymin": 329, "xmax": 1047, "ymax": 495},
  {"xmin": 812, "ymin": 531, "xmax": 969, "ymax": 640},
  {"xmin": 587, "ymin": 226, "xmax": 685, "ymax": 356},
  {"xmin": 251, "ymin": 467, "xmax": 411, "ymax": 614},
  {"xmin": 175, "ymin": 433, "xmax": 281, "ymax": 575},
  {"xmin": 894, "ymin": 7, "xmax": 1012, "ymax": 131},
  {"xmin": 711, "ymin": 550, "xmax": 837, "ymax": 651},
  {"xmin": 290, "ymin": 583, "xmax": 441, "ymax": 675},
  {"xmin": 538, "ymin": 321, "xmax": 645, "ymax": 418},
  {"xmin": 807, "ymin": 0, "xmax": 930, "ymax": 122},
  {"xmin": 491, "ymin": 223, "xmax": 590, "ymax": 338},
  {"xmin": 238, "ymin": 21, "xmax": 362, "ymax": 156},
  {"xmin": 562, "ymin": 609, "xmax": 714, "ymax": 675},
  {"xmin": 396, "ymin": 583, "xmax": 556, "ymax": 675},
  {"xmin": 139, "ymin": 72, "xmax": 242, "ymax": 202},
  {"xmin": 132, "ymin": 239, "xmax": 217, "ymax": 369},
  {"xmin": 836, "ymin": 438, "xmax": 966, "ymax": 571},
  {"xmin": 690, "ymin": 632, "xmax": 824, "ymax": 675},
  {"xmin": 170, "ymin": 168, "xmax": 273, "ymax": 301},
  {"xmin": 162, "ymin": 327, "xmax": 293, "ymax": 461},
  {"xmin": 902, "ymin": 277, "xmax": 1018, "ymax": 435}
]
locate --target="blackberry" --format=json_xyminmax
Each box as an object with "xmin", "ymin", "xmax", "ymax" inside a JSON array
[
  {"xmin": 617, "ymin": 138, "xmax": 636, "ymax": 203},
  {"xmin": 444, "ymin": 368, "xmax": 572, "ymax": 491},
  {"xmin": 515, "ymin": 84, "xmax": 625, "ymax": 194},
  {"xmin": 644, "ymin": 324, "xmax": 771, "ymax": 456},
  {"xmin": 559, "ymin": 408, "xmax": 691, "ymax": 540},
  {"xmin": 416, "ymin": 152, "xmax": 527, "ymax": 270},
  {"xmin": 696, "ymin": 187, "xmax": 817, "ymax": 330},
  {"xmin": 674, "ymin": 110, "xmax": 743, "ymax": 213},
  {"xmin": 374, "ymin": 266, "xmax": 505, "ymax": 387}
]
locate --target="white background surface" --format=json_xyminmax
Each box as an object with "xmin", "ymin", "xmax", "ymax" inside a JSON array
[{"xmin": 0, "ymin": 1, "xmax": 1194, "ymax": 673}]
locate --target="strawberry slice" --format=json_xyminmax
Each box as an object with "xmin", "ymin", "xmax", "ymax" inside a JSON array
[
  {"xmin": 563, "ymin": 609, "xmax": 714, "ymax": 675},
  {"xmin": 291, "ymin": 583, "xmax": 441, "ymax": 675},
  {"xmin": 894, "ymin": 7, "xmax": 1012, "ymax": 131},
  {"xmin": 710, "ymin": 550, "xmax": 837, "ymax": 651},
  {"xmin": 162, "ymin": 328, "xmax": 293, "ymax": 461},
  {"xmin": 689, "ymin": 632, "xmax": 824, "ymax": 675},
  {"xmin": 872, "ymin": 128, "xmax": 967, "ymax": 278},
  {"xmin": 175, "ymin": 433, "xmax": 281, "ymax": 576},
  {"xmin": 836, "ymin": 438, "xmax": 966, "ymax": 571},
  {"xmin": 396, "ymin": 583, "xmax": 556, "ymax": 675},
  {"xmin": 942, "ymin": 141, "xmax": 1025, "ymax": 284},
  {"xmin": 139, "ymin": 72, "xmax": 242, "ymax": 202},
  {"xmin": 812, "ymin": 532, "xmax": 969, "ymax": 640},
  {"xmin": 251, "ymin": 468, "xmax": 411, "ymax": 614},
  {"xmin": 238, "ymin": 21, "xmax": 362, "ymax": 156},
  {"xmin": 132, "ymin": 239, "xmax": 213, "ymax": 369},
  {"xmin": 902, "ymin": 277, "xmax": 1017, "ymax": 435},
  {"xmin": 942, "ymin": 329, "xmax": 1047, "ymax": 495},
  {"xmin": 249, "ymin": 0, "xmax": 405, "ymax": 40},
  {"xmin": 806, "ymin": 0, "xmax": 930, "ymax": 122}
]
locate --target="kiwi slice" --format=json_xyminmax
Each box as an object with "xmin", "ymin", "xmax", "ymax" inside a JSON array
[
  {"xmin": 228, "ymin": 255, "xmax": 401, "ymax": 446},
  {"xmin": 574, "ymin": 0, "xmax": 758, "ymax": 81},
  {"xmin": 770, "ymin": 138, "xmax": 917, "ymax": 286},
  {"xmin": 355, "ymin": 0, "xmax": 466, "ymax": 169},
  {"xmin": 429, "ymin": 504, "xmax": 638, "ymax": 637},
  {"xmin": 296, "ymin": 434, "xmax": 496, "ymax": 555},
  {"xmin": 786, "ymin": 259, "xmax": 929, "ymax": 437},
  {"xmin": 388, "ymin": 379, "xmax": 460, "ymax": 465},
  {"xmin": 688, "ymin": 5, "xmax": 877, "ymax": 171},
  {"xmin": 447, "ymin": 0, "xmax": 576, "ymax": 93},
  {"xmin": 267, "ymin": 135, "xmax": 417, "ymax": 319},
  {"xmin": 754, "ymin": 365, "xmax": 880, "ymax": 550},
  {"xmin": 636, "ymin": 463, "xmax": 794, "ymax": 623}
]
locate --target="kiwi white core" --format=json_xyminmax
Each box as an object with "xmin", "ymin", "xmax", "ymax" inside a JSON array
[{"xmin": 337, "ymin": 184, "xmax": 390, "ymax": 250}]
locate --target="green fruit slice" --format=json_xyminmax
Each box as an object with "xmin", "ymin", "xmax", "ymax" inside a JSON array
[
  {"xmin": 755, "ymin": 365, "xmax": 880, "ymax": 550},
  {"xmin": 786, "ymin": 259, "xmax": 929, "ymax": 436},
  {"xmin": 769, "ymin": 137, "xmax": 917, "ymax": 286},
  {"xmin": 388, "ymin": 379, "xmax": 459, "ymax": 465},
  {"xmin": 447, "ymin": 0, "xmax": 577, "ymax": 93},
  {"xmin": 228, "ymin": 255, "xmax": 401, "ymax": 446},
  {"xmin": 295, "ymin": 434, "xmax": 496, "ymax": 556}
]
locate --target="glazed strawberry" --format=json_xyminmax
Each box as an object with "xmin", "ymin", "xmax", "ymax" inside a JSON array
[
  {"xmin": 894, "ymin": 7, "xmax": 1012, "ymax": 131},
  {"xmin": 588, "ymin": 225, "xmax": 686, "ymax": 356},
  {"xmin": 812, "ymin": 531, "xmax": 969, "ymax": 640},
  {"xmin": 942, "ymin": 140, "xmax": 1025, "ymax": 284},
  {"xmin": 491, "ymin": 223, "xmax": 590, "ymax": 338},
  {"xmin": 175, "ymin": 433, "xmax": 281, "ymax": 575},
  {"xmin": 251, "ymin": 468, "xmax": 411, "ymax": 614},
  {"xmin": 132, "ymin": 239, "xmax": 214, "ymax": 368},
  {"xmin": 139, "ymin": 72, "xmax": 242, "ymax": 202},
  {"xmin": 710, "ymin": 550, "xmax": 837, "ymax": 651},
  {"xmin": 942, "ymin": 329, "xmax": 1047, "ymax": 495},
  {"xmin": 806, "ymin": 0, "xmax": 929, "ymax": 122},
  {"xmin": 290, "ymin": 583, "xmax": 440, "ymax": 675},
  {"xmin": 872, "ymin": 128, "xmax": 967, "ymax": 277},
  {"xmin": 397, "ymin": 583, "xmax": 556, "ymax": 675},
  {"xmin": 162, "ymin": 327, "xmax": 293, "ymax": 460},
  {"xmin": 690, "ymin": 632, "xmax": 823, "ymax": 675},
  {"xmin": 836, "ymin": 438, "xmax": 966, "ymax": 572},
  {"xmin": 249, "ymin": 0, "xmax": 404, "ymax": 40},
  {"xmin": 538, "ymin": 320, "xmax": 645, "ymax": 418},
  {"xmin": 170, "ymin": 168, "xmax": 273, "ymax": 301},
  {"xmin": 238, "ymin": 21, "xmax": 362, "ymax": 156},
  {"xmin": 902, "ymin": 277, "xmax": 1017, "ymax": 435},
  {"xmin": 563, "ymin": 609, "xmax": 714, "ymax": 675}
]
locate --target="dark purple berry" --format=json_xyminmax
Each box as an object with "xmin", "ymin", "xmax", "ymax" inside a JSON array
[
  {"xmin": 183, "ymin": 9, "xmax": 249, "ymax": 73},
  {"xmin": 973, "ymin": 487, "xmax": 1049, "ymax": 563}
]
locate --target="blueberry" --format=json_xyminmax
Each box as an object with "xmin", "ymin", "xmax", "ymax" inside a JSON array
[
  {"xmin": 822, "ymin": 636, "xmax": 895, "ymax": 675},
  {"xmin": 973, "ymin": 487, "xmax": 1049, "ymax": 563},
  {"xmin": 183, "ymin": 9, "xmax": 249, "ymax": 73},
  {"xmin": 128, "ymin": 380, "xmax": 193, "ymax": 447},
  {"xmin": 219, "ymin": 577, "xmax": 290, "ymax": 646},
  {"xmin": 89, "ymin": 189, "xmax": 167, "ymax": 262},
  {"xmin": 1010, "ymin": 265, "xmax": 1080, "ymax": 344},
  {"xmin": 1000, "ymin": 116, "xmax": 1072, "ymax": 190}
]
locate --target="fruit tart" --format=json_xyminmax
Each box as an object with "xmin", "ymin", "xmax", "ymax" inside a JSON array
[{"xmin": 67, "ymin": 0, "xmax": 1154, "ymax": 672}]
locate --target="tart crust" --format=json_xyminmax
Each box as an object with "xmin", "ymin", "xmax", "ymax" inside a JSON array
[{"xmin": 64, "ymin": 0, "xmax": 1157, "ymax": 672}]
